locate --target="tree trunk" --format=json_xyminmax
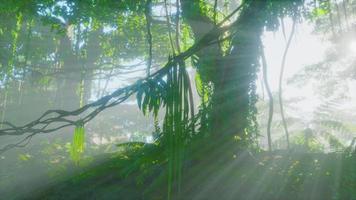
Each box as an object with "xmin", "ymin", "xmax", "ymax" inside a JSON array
[
  {"xmin": 211, "ymin": 1, "xmax": 267, "ymax": 152},
  {"xmin": 57, "ymin": 29, "xmax": 81, "ymax": 110},
  {"xmin": 181, "ymin": 1, "xmax": 267, "ymax": 155}
]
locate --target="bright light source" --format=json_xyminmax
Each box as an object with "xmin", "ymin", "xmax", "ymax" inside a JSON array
[{"xmin": 350, "ymin": 40, "xmax": 356, "ymax": 54}]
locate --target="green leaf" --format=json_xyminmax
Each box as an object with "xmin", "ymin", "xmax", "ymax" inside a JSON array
[
  {"xmin": 18, "ymin": 153, "xmax": 31, "ymax": 161},
  {"xmin": 312, "ymin": 8, "xmax": 327, "ymax": 17},
  {"xmin": 195, "ymin": 73, "xmax": 203, "ymax": 97},
  {"xmin": 137, "ymin": 88, "xmax": 144, "ymax": 109},
  {"xmin": 70, "ymin": 124, "xmax": 85, "ymax": 165},
  {"xmin": 142, "ymin": 93, "xmax": 150, "ymax": 115}
]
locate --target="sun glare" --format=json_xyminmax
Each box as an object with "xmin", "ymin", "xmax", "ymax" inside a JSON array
[{"xmin": 350, "ymin": 40, "xmax": 356, "ymax": 54}]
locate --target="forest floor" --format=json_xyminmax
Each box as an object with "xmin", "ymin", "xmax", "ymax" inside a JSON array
[{"xmin": 14, "ymin": 147, "xmax": 356, "ymax": 200}]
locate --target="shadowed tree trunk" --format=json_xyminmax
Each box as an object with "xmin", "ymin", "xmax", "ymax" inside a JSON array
[
  {"xmin": 181, "ymin": 0, "xmax": 267, "ymax": 155},
  {"xmin": 210, "ymin": 0, "xmax": 267, "ymax": 153}
]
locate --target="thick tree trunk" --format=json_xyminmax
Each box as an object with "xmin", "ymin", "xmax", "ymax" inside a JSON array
[
  {"xmin": 210, "ymin": 1, "xmax": 266, "ymax": 151},
  {"xmin": 180, "ymin": 0, "xmax": 221, "ymax": 84},
  {"xmin": 181, "ymin": 1, "xmax": 266, "ymax": 155}
]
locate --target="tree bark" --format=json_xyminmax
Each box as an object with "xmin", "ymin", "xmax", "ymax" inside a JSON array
[
  {"xmin": 181, "ymin": 0, "xmax": 267, "ymax": 154},
  {"xmin": 211, "ymin": 0, "xmax": 267, "ymax": 152}
]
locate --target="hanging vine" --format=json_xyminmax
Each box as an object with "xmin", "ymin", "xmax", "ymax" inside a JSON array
[
  {"xmin": 260, "ymin": 42, "xmax": 274, "ymax": 152},
  {"xmin": 278, "ymin": 17, "xmax": 297, "ymax": 150}
]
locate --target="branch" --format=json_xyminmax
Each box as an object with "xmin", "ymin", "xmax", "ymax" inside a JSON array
[
  {"xmin": 0, "ymin": 3, "xmax": 247, "ymax": 153},
  {"xmin": 278, "ymin": 18, "xmax": 297, "ymax": 150},
  {"xmin": 145, "ymin": 0, "xmax": 153, "ymax": 76}
]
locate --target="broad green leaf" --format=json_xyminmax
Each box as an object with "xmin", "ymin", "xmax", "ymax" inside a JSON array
[{"xmin": 137, "ymin": 88, "xmax": 144, "ymax": 109}]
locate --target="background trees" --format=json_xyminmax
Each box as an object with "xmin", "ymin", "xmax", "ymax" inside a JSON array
[{"xmin": 0, "ymin": 0, "xmax": 355, "ymax": 199}]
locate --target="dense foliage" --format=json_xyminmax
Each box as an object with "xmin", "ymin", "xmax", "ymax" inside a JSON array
[{"xmin": 0, "ymin": 0, "xmax": 355, "ymax": 199}]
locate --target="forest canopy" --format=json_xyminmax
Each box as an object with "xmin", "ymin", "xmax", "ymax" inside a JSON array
[{"xmin": 0, "ymin": 0, "xmax": 355, "ymax": 199}]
